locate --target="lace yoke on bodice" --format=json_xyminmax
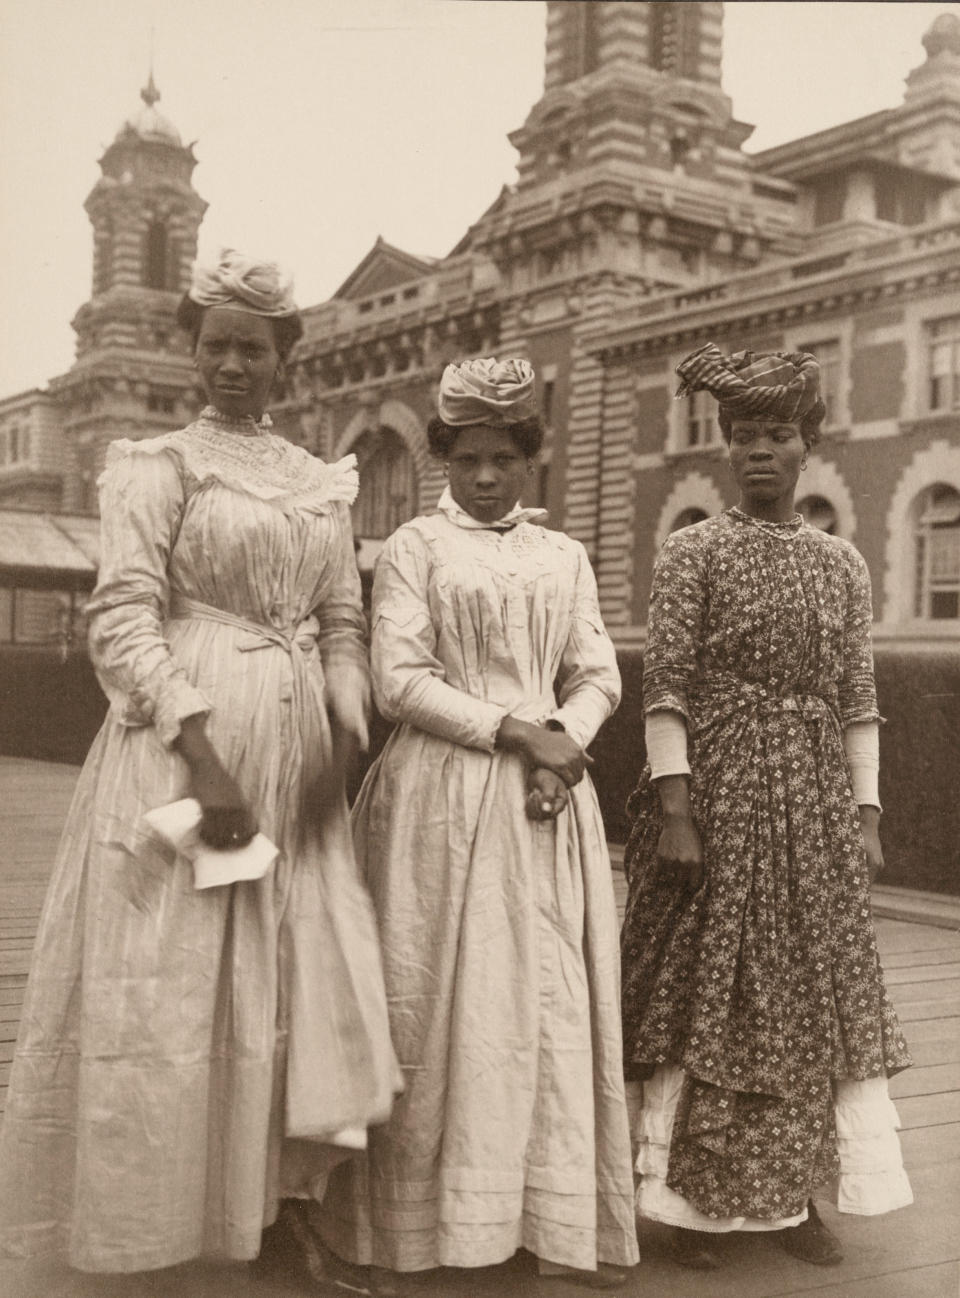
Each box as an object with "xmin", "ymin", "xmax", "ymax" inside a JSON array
[{"xmin": 103, "ymin": 407, "xmax": 358, "ymax": 514}]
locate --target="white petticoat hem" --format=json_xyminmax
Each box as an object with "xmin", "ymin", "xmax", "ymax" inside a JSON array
[{"xmin": 629, "ymin": 1066, "xmax": 912, "ymax": 1233}]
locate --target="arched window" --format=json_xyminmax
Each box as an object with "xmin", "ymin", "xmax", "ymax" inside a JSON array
[
  {"xmin": 95, "ymin": 216, "xmax": 114, "ymax": 295},
  {"xmin": 351, "ymin": 427, "xmax": 419, "ymax": 540},
  {"xmin": 671, "ymin": 507, "xmax": 708, "ymax": 532},
  {"xmin": 144, "ymin": 219, "xmax": 170, "ymax": 289},
  {"xmin": 914, "ymin": 483, "xmax": 960, "ymax": 619},
  {"xmin": 797, "ymin": 494, "xmax": 838, "ymax": 535}
]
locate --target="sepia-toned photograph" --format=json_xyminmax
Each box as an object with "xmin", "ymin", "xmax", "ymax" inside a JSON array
[{"xmin": 0, "ymin": 2, "xmax": 958, "ymax": 1295}]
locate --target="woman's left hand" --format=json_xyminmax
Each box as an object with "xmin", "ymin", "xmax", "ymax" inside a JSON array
[
  {"xmin": 526, "ymin": 767, "xmax": 568, "ymax": 821},
  {"xmin": 859, "ymin": 805, "xmax": 884, "ymax": 884}
]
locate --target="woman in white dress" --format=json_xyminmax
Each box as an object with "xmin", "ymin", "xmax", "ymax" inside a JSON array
[
  {"xmin": 321, "ymin": 359, "xmax": 639, "ymax": 1290},
  {"xmin": 0, "ymin": 250, "xmax": 398, "ymax": 1284}
]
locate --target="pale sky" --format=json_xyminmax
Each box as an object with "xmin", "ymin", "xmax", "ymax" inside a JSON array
[{"xmin": 0, "ymin": 0, "xmax": 954, "ymax": 397}]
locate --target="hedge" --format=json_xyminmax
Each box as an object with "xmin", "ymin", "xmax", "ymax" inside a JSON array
[{"xmin": 2, "ymin": 645, "xmax": 957, "ymax": 895}]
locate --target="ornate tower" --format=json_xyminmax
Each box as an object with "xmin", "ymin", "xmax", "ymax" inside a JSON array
[
  {"xmin": 51, "ymin": 75, "xmax": 207, "ymax": 512},
  {"xmin": 458, "ymin": 1, "xmax": 800, "ymax": 618}
]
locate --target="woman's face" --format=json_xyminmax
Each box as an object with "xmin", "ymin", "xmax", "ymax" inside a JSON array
[
  {"xmin": 195, "ymin": 308, "xmax": 280, "ymax": 420},
  {"xmin": 727, "ymin": 418, "xmax": 805, "ymax": 505},
  {"xmin": 446, "ymin": 425, "xmax": 531, "ymax": 523}
]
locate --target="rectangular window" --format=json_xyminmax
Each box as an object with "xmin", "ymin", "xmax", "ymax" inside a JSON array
[
  {"xmin": 812, "ymin": 180, "xmax": 844, "ymax": 226},
  {"xmin": 0, "ymin": 586, "xmax": 13, "ymax": 642},
  {"xmin": 542, "ymin": 379, "xmax": 555, "ymax": 426},
  {"xmin": 798, "ymin": 338, "xmax": 841, "ymax": 427},
  {"xmin": 927, "ymin": 316, "xmax": 960, "ymax": 412},
  {"xmin": 13, "ymin": 589, "xmax": 66, "ymax": 644},
  {"xmin": 685, "ymin": 389, "xmax": 717, "ymax": 448}
]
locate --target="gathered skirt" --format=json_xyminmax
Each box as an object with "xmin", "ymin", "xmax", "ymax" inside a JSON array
[
  {"xmin": 321, "ymin": 723, "xmax": 639, "ymax": 1274},
  {"xmin": 0, "ymin": 617, "xmax": 399, "ymax": 1272}
]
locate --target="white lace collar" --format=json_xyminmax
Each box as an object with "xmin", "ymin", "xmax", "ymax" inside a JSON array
[
  {"xmin": 436, "ymin": 486, "xmax": 548, "ymax": 531},
  {"xmin": 105, "ymin": 416, "xmax": 359, "ymax": 515}
]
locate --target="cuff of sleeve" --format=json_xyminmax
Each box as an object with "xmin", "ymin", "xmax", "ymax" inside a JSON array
[
  {"xmin": 645, "ymin": 709, "xmax": 691, "ymax": 780},
  {"xmin": 154, "ymin": 683, "xmax": 211, "ymax": 748},
  {"xmin": 851, "ymin": 771, "xmax": 881, "ymax": 811},
  {"xmin": 477, "ymin": 704, "xmax": 512, "ymax": 753},
  {"xmin": 844, "ymin": 719, "xmax": 881, "ymax": 810},
  {"xmin": 547, "ymin": 707, "xmax": 587, "ymax": 749}
]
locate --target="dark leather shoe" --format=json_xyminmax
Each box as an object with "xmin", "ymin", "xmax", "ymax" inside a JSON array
[
  {"xmin": 776, "ymin": 1200, "xmax": 843, "ymax": 1266},
  {"xmin": 670, "ymin": 1227, "xmax": 722, "ymax": 1270},
  {"xmin": 251, "ymin": 1199, "xmax": 375, "ymax": 1293}
]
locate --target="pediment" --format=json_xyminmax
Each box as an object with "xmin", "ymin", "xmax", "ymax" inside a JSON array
[{"xmin": 333, "ymin": 237, "xmax": 437, "ymax": 300}]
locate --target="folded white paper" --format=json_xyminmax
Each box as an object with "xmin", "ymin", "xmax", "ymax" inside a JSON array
[{"xmin": 142, "ymin": 798, "xmax": 278, "ymax": 890}]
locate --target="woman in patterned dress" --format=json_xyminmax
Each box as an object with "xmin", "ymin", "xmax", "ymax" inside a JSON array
[
  {"xmin": 320, "ymin": 359, "xmax": 639, "ymax": 1290},
  {"xmin": 0, "ymin": 251, "xmax": 398, "ymax": 1285},
  {"xmin": 620, "ymin": 344, "xmax": 913, "ymax": 1270}
]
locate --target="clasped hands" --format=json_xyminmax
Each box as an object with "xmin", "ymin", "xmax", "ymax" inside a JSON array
[{"xmin": 496, "ymin": 715, "xmax": 592, "ymax": 823}]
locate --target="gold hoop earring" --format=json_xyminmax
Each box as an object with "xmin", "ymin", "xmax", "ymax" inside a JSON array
[{"xmin": 800, "ymin": 457, "xmax": 809, "ymax": 471}]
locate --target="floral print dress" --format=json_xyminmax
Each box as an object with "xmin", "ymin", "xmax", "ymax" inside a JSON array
[{"xmin": 620, "ymin": 508, "xmax": 912, "ymax": 1223}]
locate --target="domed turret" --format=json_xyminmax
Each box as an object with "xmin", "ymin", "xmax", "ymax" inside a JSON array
[
  {"xmin": 922, "ymin": 12, "xmax": 960, "ymax": 60},
  {"xmin": 122, "ymin": 72, "xmax": 182, "ymax": 146}
]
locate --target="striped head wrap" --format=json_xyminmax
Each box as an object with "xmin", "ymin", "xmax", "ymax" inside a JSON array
[
  {"xmin": 188, "ymin": 248, "xmax": 298, "ymax": 317},
  {"xmin": 675, "ymin": 343, "xmax": 822, "ymax": 423},
  {"xmin": 438, "ymin": 358, "xmax": 537, "ymax": 427}
]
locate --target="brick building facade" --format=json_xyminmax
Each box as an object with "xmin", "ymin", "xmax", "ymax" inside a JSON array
[{"xmin": 1, "ymin": 3, "xmax": 958, "ymax": 649}]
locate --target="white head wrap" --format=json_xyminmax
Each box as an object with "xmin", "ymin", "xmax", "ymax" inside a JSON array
[
  {"xmin": 437, "ymin": 358, "xmax": 537, "ymax": 426},
  {"xmin": 188, "ymin": 248, "xmax": 298, "ymax": 317}
]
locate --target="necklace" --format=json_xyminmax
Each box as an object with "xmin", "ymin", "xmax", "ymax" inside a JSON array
[{"xmin": 728, "ymin": 506, "xmax": 803, "ymax": 539}]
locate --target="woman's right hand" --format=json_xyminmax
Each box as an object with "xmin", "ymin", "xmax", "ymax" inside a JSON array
[
  {"xmin": 656, "ymin": 812, "xmax": 704, "ymax": 893},
  {"xmin": 189, "ymin": 758, "xmax": 257, "ymax": 849},
  {"xmin": 175, "ymin": 716, "xmax": 257, "ymax": 849},
  {"xmin": 496, "ymin": 717, "xmax": 592, "ymax": 787}
]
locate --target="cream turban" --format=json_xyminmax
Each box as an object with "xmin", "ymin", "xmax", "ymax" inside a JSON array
[
  {"xmin": 188, "ymin": 248, "xmax": 298, "ymax": 317},
  {"xmin": 675, "ymin": 343, "xmax": 822, "ymax": 423},
  {"xmin": 437, "ymin": 358, "xmax": 537, "ymax": 427}
]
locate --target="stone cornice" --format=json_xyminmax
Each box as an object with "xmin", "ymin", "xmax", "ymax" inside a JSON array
[{"xmin": 594, "ymin": 224, "xmax": 960, "ymax": 362}]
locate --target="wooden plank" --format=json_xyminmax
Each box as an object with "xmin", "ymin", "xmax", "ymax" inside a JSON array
[
  {"xmin": 889, "ymin": 978, "xmax": 960, "ymax": 1005},
  {"xmin": 0, "ymin": 1043, "xmax": 13, "ymax": 1064},
  {"xmin": 899, "ymin": 1121, "xmax": 960, "ymax": 1168},
  {"xmin": 0, "ymin": 953, "xmax": 33, "ymax": 977},
  {"xmin": 892, "ymin": 997, "xmax": 960, "ymax": 1022},
  {"xmin": 885, "ymin": 962, "xmax": 960, "ymax": 986},
  {"xmin": 889, "ymin": 1063, "xmax": 960, "ymax": 1099},
  {"xmin": 797, "ymin": 1262, "xmax": 960, "ymax": 1298},
  {"xmin": 884, "ymin": 947, "xmax": 960, "ymax": 970},
  {"xmin": 903, "ymin": 1035, "xmax": 960, "ymax": 1068},
  {"xmin": 896, "ymin": 1091, "xmax": 960, "ymax": 1129}
]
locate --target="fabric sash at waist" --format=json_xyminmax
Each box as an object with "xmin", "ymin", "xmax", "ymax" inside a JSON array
[
  {"xmin": 691, "ymin": 673, "xmax": 839, "ymax": 725},
  {"xmin": 168, "ymin": 593, "xmax": 321, "ymax": 663},
  {"xmin": 167, "ymin": 593, "xmax": 330, "ymax": 797}
]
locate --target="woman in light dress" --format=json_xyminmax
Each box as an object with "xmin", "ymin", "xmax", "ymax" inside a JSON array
[
  {"xmin": 321, "ymin": 359, "xmax": 639, "ymax": 1291},
  {"xmin": 0, "ymin": 250, "xmax": 398, "ymax": 1287}
]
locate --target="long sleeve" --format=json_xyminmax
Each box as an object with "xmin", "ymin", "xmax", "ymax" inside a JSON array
[
  {"xmin": 86, "ymin": 443, "xmax": 210, "ymax": 748},
  {"xmin": 371, "ymin": 526, "xmax": 508, "ymax": 750},
  {"xmin": 838, "ymin": 546, "xmax": 881, "ymax": 727},
  {"xmin": 314, "ymin": 503, "xmax": 370, "ymax": 743},
  {"xmin": 548, "ymin": 542, "xmax": 621, "ymax": 749},
  {"xmin": 642, "ymin": 530, "xmax": 708, "ymax": 720}
]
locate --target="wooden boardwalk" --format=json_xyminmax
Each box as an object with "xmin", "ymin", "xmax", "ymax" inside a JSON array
[{"xmin": 1, "ymin": 757, "xmax": 958, "ymax": 1298}]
